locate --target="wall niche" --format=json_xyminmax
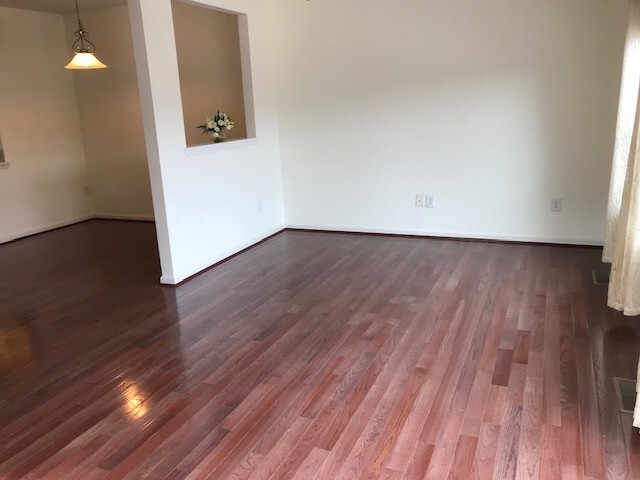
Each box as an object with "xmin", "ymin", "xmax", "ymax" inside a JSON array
[{"xmin": 172, "ymin": 0, "xmax": 254, "ymax": 148}]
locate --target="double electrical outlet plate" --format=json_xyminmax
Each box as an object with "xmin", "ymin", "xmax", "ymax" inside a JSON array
[{"xmin": 415, "ymin": 194, "xmax": 434, "ymax": 209}]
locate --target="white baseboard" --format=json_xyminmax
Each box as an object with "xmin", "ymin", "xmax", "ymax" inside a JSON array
[
  {"xmin": 94, "ymin": 214, "xmax": 155, "ymax": 222},
  {"xmin": 0, "ymin": 215, "xmax": 94, "ymax": 244},
  {"xmin": 165, "ymin": 224, "xmax": 286, "ymax": 285},
  {"xmin": 285, "ymin": 224, "xmax": 604, "ymax": 247}
]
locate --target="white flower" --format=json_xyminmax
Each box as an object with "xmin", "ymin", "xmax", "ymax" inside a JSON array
[
  {"xmin": 206, "ymin": 118, "xmax": 216, "ymax": 130},
  {"xmin": 214, "ymin": 126, "xmax": 220, "ymax": 132},
  {"xmin": 213, "ymin": 132, "xmax": 220, "ymax": 138},
  {"xmin": 218, "ymin": 119, "xmax": 225, "ymax": 126}
]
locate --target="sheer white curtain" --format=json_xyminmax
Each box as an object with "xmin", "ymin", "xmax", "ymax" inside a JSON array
[
  {"xmin": 604, "ymin": 0, "xmax": 640, "ymax": 427},
  {"xmin": 605, "ymin": 0, "xmax": 640, "ymax": 313}
]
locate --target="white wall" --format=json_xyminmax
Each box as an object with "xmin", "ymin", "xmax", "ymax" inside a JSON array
[
  {"xmin": 0, "ymin": 7, "xmax": 93, "ymax": 243},
  {"xmin": 129, "ymin": 0, "xmax": 285, "ymax": 284},
  {"xmin": 270, "ymin": 0, "xmax": 629, "ymax": 244},
  {"xmin": 65, "ymin": 6, "xmax": 154, "ymax": 221}
]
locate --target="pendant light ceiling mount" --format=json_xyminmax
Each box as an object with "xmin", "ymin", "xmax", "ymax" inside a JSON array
[{"xmin": 65, "ymin": 0, "xmax": 107, "ymax": 70}]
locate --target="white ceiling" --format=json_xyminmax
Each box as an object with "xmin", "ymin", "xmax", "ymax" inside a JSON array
[{"xmin": 0, "ymin": 0, "xmax": 127, "ymax": 15}]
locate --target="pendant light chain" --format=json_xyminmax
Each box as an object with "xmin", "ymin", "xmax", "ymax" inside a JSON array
[
  {"xmin": 75, "ymin": 0, "xmax": 83, "ymax": 31},
  {"xmin": 75, "ymin": 0, "xmax": 87, "ymax": 52},
  {"xmin": 70, "ymin": 0, "xmax": 97, "ymax": 55}
]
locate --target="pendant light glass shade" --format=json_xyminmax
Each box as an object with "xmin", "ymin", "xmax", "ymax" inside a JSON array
[
  {"xmin": 66, "ymin": 0, "xmax": 107, "ymax": 70},
  {"xmin": 65, "ymin": 52, "xmax": 107, "ymax": 69}
]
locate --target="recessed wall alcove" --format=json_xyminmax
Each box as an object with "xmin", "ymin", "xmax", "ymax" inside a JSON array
[{"xmin": 172, "ymin": 0, "xmax": 256, "ymax": 150}]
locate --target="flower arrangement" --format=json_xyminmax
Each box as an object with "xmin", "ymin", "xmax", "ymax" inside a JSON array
[{"xmin": 197, "ymin": 111, "xmax": 235, "ymax": 143}]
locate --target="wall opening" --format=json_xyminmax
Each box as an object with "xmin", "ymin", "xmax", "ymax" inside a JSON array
[
  {"xmin": 65, "ymin": 1, "xmax": 155, "ymax": 222},
  {"xmin": 172, "ymin": 0, "xmax": 256, "ymax": 148}
]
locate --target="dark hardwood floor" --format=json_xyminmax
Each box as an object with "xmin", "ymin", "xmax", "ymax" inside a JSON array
[{"xmin": 0, "ymin": 220, "xmax": 639, "ymax": 479}]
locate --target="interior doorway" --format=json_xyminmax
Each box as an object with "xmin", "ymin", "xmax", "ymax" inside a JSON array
[{"xmin": 0, "ymin": 0, "xmax": 158, "ymax": 274}]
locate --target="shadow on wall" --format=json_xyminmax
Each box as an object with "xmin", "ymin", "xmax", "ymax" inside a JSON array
[{"xmin": 0, "ymin": 133, "xmax": 5, "ymax": 163}]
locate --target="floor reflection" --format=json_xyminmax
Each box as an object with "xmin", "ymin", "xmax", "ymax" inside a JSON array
[
  {"xmin": 0, "ymin": 220, "xmax": 185, "ymax": 426},
  {"xmin": 0, "ymin": 321, "xmax": 34, "ymax": 375},
  {"xmin": 120, "ymin": 378, "xmax": 149, "ymax": 420}
]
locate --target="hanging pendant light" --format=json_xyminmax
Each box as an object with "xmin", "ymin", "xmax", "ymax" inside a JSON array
[{"xmin": 65, "ymin": 0, "xmax": 107, "ymax": 70}]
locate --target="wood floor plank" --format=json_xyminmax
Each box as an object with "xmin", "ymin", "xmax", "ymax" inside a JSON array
[
  {"xmin": 493, "ymin": 402, "xmax": 522, "ymax": 480},
  {"xmin": 471, "ymin": 422, "xmax": 500, "ymax": 480},
  {"xmin": 446, "ymin": 434, "xmax": 477, "ymax": 480},
  {"xmin": 540, "ymin": 423, "xmax": 562, "ymax": 479},
  {"xmin": 515, "ymin": 377, "xmax": 542, "ymax": 480}
]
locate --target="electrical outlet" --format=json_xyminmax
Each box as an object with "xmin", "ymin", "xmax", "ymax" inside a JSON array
[
  {"xmin": 415, "ymin": 194, "xmax": 425, "ymax": 207},
  {"xmin": 425, "ymin": 195, "xmax": 434, "ymax": 208},
  {"xmin": 551, "ymin": 198, "xmax": 562, "ymax": 212},
  {"xmin": 257, "ymin": 200, "xmax": 263, "ymax": 213}
]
